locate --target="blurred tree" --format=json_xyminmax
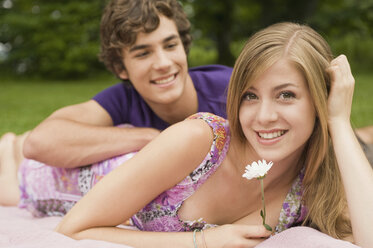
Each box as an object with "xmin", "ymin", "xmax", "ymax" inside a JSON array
[
  {"xmin": 182, "ymin": 0, "xmax": 320, "ymax": 66},
  {"xmin": 308, "ymin": 0, "xmax": 373, "ymax": 71},
  {"xmin": 1, "ymin": 0, "xmax": 372, "ymax": 78},
  {"xmin": 182, "ymin": 0, "xmax": 373, "ymax": 69},
  {"xmin": 0, "ymin": 0, "xmax": 106, "ymax": 78},
  {"xmin": 187, "ymin": 0, "xmax": 235, "ymax": 66}
]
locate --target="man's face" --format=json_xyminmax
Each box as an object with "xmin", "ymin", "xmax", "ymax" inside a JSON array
[{"xmin": 119, "ymin": 15, "xmax": 190, "ymax": 107}]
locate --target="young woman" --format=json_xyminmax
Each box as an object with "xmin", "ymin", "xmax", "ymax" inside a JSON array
[{"xmin": 1, "ymin": 22, "xmax": 372, "ymax": 248}]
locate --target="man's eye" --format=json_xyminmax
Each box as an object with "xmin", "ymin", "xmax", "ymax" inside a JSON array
[
  {"xmin": 135, "ymin": 51, "xmax": 149, "ymax": 58},
  {"xmin": 165, "ymin": 43, "xmax": 177, "ymax": 49}
]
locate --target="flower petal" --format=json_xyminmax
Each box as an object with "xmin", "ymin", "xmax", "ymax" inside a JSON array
[{"xmin": 242, "ymin": 159, "xmax": 273, "ymax": 180}]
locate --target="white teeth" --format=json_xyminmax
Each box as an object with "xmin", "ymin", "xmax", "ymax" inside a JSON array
[
  {"xmin": 154, "ymin": 75, "xmax": 175, "ymax": 84},
  {"xmin": 258, "ymin": 130, "xmax": 285, "ymax": 139}
]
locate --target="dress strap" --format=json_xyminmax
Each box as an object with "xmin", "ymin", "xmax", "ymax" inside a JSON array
[{"xmin": 183, "ymin": 112, "xmax": 230, "ymax": 188}]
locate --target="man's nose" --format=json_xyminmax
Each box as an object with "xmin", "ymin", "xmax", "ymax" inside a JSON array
[{"xmin": 153, "ymin": 50, "xmax": 172, "ymax": 70}]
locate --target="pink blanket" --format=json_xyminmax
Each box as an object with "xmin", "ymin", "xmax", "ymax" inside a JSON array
[
  {"xmin": 0, "ymin": 206, "xmax": 359, "ymax": 248},
  {"xmin": 0, "ymin": 206, "xmax": 132, "ymax": 248},
  {"xmin": 258, "ymin": 227, "xmax": 360, "ymax": 248}
]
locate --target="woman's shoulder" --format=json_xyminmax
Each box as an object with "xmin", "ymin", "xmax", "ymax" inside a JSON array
[
  {"xmin": 160, "ymin": 112, "xmax": 230, "ymax": 166},
  {"xmin": 186, "ymin": 112, "xmax": 230, "ymax": 139},
  {"xmin": 187, "ymin": 112, "xmax": 227, "ymax": 122},
  {"xmin": 185, "ymin": 113, "xmax": 230, "ymax": 163}
]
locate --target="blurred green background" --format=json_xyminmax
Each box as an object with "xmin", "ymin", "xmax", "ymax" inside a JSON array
[{"xmin": 0, "ymin": 0, "xmax": 372, "ymax": 135}]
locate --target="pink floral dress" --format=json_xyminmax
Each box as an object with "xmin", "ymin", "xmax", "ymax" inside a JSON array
[{"xmin": 18, "ymin": 112, "xmax": 306, "ymax": 233}]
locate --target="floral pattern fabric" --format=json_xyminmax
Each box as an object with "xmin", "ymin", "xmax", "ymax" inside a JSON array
[
  {"xmin": 275, "ymin": 168, "xmax": 307, "ymax": 233},
  {"xmin": 18, "ymin": 153, "xmax": 135, "ymax": 217}
]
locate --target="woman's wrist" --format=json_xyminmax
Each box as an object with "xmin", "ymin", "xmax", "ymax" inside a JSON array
[
  {"xmin": 328, "ymin": 118, "xmax": 353, "ymax": 136},
  {"xmin": 193, "ymin": 229, "xmax": 208, "ymax": 248}
]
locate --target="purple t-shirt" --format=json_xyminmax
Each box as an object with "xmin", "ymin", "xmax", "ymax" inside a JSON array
[{"xmin": 93, "ymin": 65, "xmax": 232, "ymax": 130}]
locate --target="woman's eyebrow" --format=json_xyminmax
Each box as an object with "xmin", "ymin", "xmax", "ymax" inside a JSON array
[
  {"xmin": 248, "ymin": 83, "xmax": 298, "ymax": 91},
  {"xmin": 274, "ymin": 83, "xmax": 299, "ymax": 91}
]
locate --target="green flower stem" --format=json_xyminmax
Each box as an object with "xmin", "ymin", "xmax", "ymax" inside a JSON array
[
  {"xmin": 260, "ymin": 179, "xmax": 266, "ymax": 224},
  {"xmin": 259, "ymin": 178, "xmax": 273, "ymax": 232}
]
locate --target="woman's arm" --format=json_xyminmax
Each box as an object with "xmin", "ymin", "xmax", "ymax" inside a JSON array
[
  {"xmin": 60, "ymin": 224, "xmax": 269, "ymax": 248},
  {"xmin": 55, "ymin": 118, "xmax": 214, "ymax": 246},
  {"xmin": 327, "ymin": 55, "xmax": 373, "ymax": 248}
]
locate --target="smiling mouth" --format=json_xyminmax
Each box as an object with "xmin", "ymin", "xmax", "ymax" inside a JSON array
[
  {"xmin": 257, "ymin": 130, "xmax": 287, "ymax": 139},
  {"xmin": 152, "ymin": 74, "xmax": 176, "ymax": 85}
]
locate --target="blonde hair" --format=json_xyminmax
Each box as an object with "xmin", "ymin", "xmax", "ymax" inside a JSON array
[{"xmin": 227, "ymin": 22, "xmax": 351, "ymax": 238}]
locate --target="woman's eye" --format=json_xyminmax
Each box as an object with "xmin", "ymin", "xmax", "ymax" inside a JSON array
[
  {"xmin": 279, "ymin": 91, "xmax": 296, "ymax": 100},
  {"xmin": 243, "ymin": 92, "xmax": 258, "ymax": 101}
]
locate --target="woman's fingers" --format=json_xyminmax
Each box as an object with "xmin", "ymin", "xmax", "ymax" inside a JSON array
[
  {"xmin": 241, "ymin": 225, "xmax": 272, "ymax": 238},
  {"xmin": 326, "ymin": 54, "xmax": 355, "ymax": 124},
  {"xmin": 205, "ymin": 224, "xmax": 271, "ymax": 248}
]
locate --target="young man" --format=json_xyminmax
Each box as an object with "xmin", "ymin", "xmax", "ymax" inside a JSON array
[{"xmin": 19, "ymin": 0, "xmax": 232, "ymax": 169}]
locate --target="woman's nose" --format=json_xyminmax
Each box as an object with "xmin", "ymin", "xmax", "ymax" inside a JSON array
[{"xmin": 256, "ymin": 100, "xmax": 278, "ymax": 124}]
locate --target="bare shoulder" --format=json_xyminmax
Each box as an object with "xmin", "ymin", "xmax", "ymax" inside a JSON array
[
  {"xmin": 133, "ymin": 117, "xmax": 215, "ymax": 177},
  {"xmin": 162, "ymin": 118, "xmax": 214, "ymax": 153}
]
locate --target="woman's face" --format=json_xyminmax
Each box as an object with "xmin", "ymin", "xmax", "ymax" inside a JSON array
[{"xmin": 239, "ymin": 58, "xmax": 316, "ymax": 163}]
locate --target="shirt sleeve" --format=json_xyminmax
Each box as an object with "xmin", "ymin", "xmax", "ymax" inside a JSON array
[{"xmin": 92, "ymin": 83, "xmax": 129, "ymax": 125}]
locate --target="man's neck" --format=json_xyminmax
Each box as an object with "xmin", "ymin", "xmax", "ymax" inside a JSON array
[{"xmin": 147, "ymin": 74, "xmax": 198, "ymax": 125}]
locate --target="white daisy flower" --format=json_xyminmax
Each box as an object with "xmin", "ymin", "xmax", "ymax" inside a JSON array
[{"xmin": 242, "ymin": 159, "xmax": 273, "ymax": 180}]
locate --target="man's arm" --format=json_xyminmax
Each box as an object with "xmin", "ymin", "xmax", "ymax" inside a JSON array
[{"xmin": 23, "ymin": 100, "xmax": 160, "ymax": 168}]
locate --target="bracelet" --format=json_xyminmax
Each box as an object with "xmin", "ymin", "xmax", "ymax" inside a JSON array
[
  {"xmin": 193, "ymin": 229, "xmax": 199, "ymax": 248},
  {"xmin": 201, "ymin": 229, "xmax": 207, "ymax": 248}
]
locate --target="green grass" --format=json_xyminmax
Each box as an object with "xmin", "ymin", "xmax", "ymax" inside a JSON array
[
  {"xmin": 0, "ymin": 75, "xmax": 118, "ymax": 135},
  {"xmin": 0, "ymin": 72, "xmax": 372, "ymax": 136},
  {"xmin": 351, "ymin": 73, "xmax": 373, "ymax": 129}
]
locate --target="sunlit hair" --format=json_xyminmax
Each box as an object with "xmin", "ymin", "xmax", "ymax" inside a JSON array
[
  {"xmin": 99, "ymin": 0, "xmax": 191, "ymax": 80},
  {"xmin": 227, "ymin": 22, "xmax": 351, "ymax": 238}
]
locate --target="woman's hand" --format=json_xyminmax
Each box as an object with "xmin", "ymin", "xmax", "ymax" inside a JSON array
[
  {"xmin": 325, "ymin": 55, "xmax": 355, "ymax": 126},
  {"xmin": 204, "ymin": 224, "xmax": 271, "ymax": 248}
]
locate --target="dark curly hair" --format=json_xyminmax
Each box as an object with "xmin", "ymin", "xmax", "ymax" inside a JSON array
[{"xmin": 99, "ymin": 0, "xmax": 192, "ymax": 80}]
